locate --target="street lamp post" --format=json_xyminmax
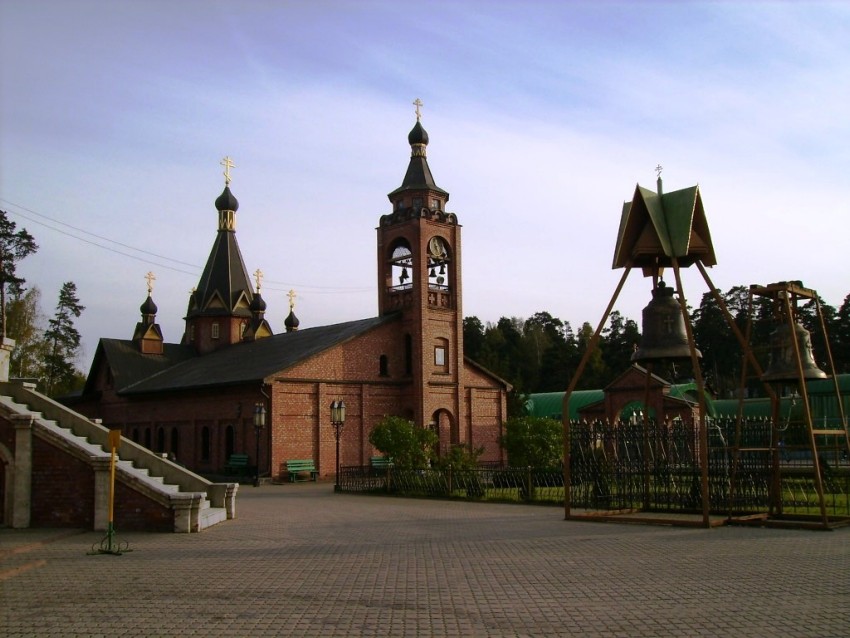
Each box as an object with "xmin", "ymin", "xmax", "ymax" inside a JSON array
[
  {"xmin": 330, "ymin": 400, "xmax": 346, "ymax": 492},
  {"xmin": 253, "ymin": 402, "xmax": 266, "ymax": 487}
]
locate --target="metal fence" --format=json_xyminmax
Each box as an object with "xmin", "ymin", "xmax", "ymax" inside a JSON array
[{"xmin": 339, "ymin": 417, "xmax": 850, "ymax": 518}]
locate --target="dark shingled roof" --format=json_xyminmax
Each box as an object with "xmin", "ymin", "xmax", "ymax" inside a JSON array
[
  {"xmin": 83, "ymin": 339, "xmax": 197, "ymax": 396},
  {"xmin": 388, "ymin": 120, "xmax": 449, "ymax": 200},
  {"xmin": 115, "ymin": 315, "xmax": 398, "ymax": 395},
  {"xmin": 188, "ymin": 227, "xmax": 255, "ymax": 318}
]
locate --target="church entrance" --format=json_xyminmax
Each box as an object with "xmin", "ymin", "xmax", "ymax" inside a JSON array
[{"xmin": 430, "ymin": 409, "xmax": 456, "ymax": 458}]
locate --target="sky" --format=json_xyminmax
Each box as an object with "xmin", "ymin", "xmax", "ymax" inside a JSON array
[{"xmin": 1, "ymin": 0, "xmax": 848, "ymax": 370}]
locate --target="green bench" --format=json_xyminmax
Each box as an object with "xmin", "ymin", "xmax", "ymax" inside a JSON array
[
  {"xmin": 371, "ymin": 456, "xmax": 394, "ymax": 471},
  {"xmin": 286, "ymin": 459, "xmax": 318, "ymax": 482},
  {"xmin": 225, "ymin": 453, "xmax": 250, "ymax": 475}
]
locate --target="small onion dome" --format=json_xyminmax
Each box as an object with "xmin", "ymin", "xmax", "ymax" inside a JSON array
[
  {"xmin": 408, "ymin": 120, "xmax": 429, "ymax": 146},
  {"xmin": 215, "ymin": 185, "xmax": 239, "ymax": 212},
  {"xmin": 140, "ymin": 294, "xmax": 158, "ymax": 316},
  {"xmin": 250, "ymin": 291, "xmax": 267, "ymax": 313},
  {"xmin": 284, "ymin": 309, "xmax": 300, "ymax": 332}
]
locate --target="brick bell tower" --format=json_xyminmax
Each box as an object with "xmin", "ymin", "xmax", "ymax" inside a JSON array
[{"xmin": 377, "ymin": 101, "xmax": 465, "ymax": 448}]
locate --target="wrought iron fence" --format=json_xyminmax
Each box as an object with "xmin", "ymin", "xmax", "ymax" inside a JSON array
[
  {"xmin": 338, "ymin": 464, "xmax": 565, "ymax": 504},
  {"xmin": 338, "ymin": 417, "xmax": 849, "ymax": 517}
]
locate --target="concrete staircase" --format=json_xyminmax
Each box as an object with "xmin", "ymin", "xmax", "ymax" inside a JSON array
[{"xmin": 0, "ymin": 381, "xmax": 237, "ymax": 533}]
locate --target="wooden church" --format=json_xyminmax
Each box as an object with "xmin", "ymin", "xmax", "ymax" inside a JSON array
[{"xmin": 71, "ymin": 110, "xmax": 510, "ymax": 481}]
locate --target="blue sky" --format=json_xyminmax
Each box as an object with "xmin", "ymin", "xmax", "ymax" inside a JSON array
[{"xmin": 1, "ymin": 1, "xmax": 848, "ymax": 367}]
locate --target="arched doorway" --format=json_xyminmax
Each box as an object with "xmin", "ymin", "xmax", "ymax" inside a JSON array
[{"xmin": 430, "ymin": 409, "xmax": 456, "ymax": 458}]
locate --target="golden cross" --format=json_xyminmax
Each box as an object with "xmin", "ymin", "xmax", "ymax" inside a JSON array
[
  {"xmin": 221, "ymin": 156, "xmax": 236, "ymax": 186},
  {"xmin": 253, "ymin": 268, "xmax": 264, "ymax": 292},
  {"xmin": 145, "ymin": 271, "xmax": 156, "ymax": 294},
  {"xmin": 413, "ymin": 98, "xmax": 423, "ymax": 121},
  {"xmin": 288, "ymin": 289, "xmax": 297, "ymax": 311}
]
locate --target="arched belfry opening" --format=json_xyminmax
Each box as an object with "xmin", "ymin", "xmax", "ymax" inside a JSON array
[
  {"xmin": 427, "ymin": 235, "xmax": 450, "ymax": 292},
  {"xmin": 388, "ymin": 240, "xmax": 413, "ymax": 291}
]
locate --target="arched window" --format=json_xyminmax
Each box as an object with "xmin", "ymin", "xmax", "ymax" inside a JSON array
[
  {"xmin": 144, "ymin": 428, "xmax": 152, "ymax": 449},
  {"xmin": 388, "ymin": 240, "xmax": 413, "ymax": 291},
  {"xmin": 132, "ymin": 428, "xmax": 139, "ymax": 443},
  {"xmin": 434, "ymin": 337, "xmax": 449, "ymax": 372},
  {"xmin": 379, "ymin": 354, "xmax": 389, "ymax": 377},
  {"xmin": 156, "ymin": 427, "xmax": 165, "ymax": 453},
  {"xmin": 170, "ymin": 428, "xmax": 179, "ymax": 460},
  {"xmin": 201, "ymin": 427, "xmax": 211, "ymax": 461}
]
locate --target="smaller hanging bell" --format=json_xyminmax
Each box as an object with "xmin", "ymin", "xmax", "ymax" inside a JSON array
[
  {"xmin": 399, "ymin": 267, "xmax": 409, "ymax": 284},
  {"xmin": 761, "ymin": 320, "xmax": 828, "ymax": 383},
  {"xmin": 632, "ymin": 281, "xmax": 701, "ymax": 362},
  {"xmin": 429, "ymin": 267, "xmax": 436, "ymax": 278}
]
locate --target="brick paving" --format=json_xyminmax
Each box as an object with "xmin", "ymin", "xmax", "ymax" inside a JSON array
[{"xmin": 1, "ymin": 483, "xmax": 848, "ymax": 637}]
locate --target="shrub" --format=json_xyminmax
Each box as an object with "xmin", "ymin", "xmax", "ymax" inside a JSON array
[
  {"xmin": 369, "ymin": 416, "xmax": 438, "ymax": 470},
  {"xmin": 500, "ymin": 416, "xmax": 563, "ymax": 468}
]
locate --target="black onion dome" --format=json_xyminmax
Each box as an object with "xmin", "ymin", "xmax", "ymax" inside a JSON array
[
  {"xmin": 140, "ymin": 295, "xmax": 158, "ymax": 315},
  {"xmin": 285, "ymin": 309, "xmax": 300, "ymax": 331},
  {"xmin": 408, "ymin": 120, "xmax": 429, "ymax": 146},
  {"xmin": 215, "ymin": 186, "xmax": 239, "ymax": 212},
  {"xmin": 250, "ymin": 292, "xmax": 267, "ymax": 313}
]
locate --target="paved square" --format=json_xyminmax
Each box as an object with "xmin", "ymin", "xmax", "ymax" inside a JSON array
[{"xmin": 2, "ymin": 483, "xmax": 848, "ymax": 637}]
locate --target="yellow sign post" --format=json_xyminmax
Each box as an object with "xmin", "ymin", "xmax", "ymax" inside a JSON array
[{"xmin": 89, "ymin": 429, "xmax": 131, "ymax": 555}]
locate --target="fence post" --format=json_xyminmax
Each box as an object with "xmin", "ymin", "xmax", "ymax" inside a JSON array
[
  {"xmin": 448, "ymin": 464, "xmax": 453, "ymax": 494},
  {"xmin": 386, "ymin": 465, "xmax": 392, "ymax": 493},
  {"xmin": 526, "ymin": 466, "xmax": 533, "ymax": 502}
]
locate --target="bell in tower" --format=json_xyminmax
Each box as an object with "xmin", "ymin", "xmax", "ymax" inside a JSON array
[{"xmin": 632, "ymin": 281, "xmax": 701, "ymax": 362}]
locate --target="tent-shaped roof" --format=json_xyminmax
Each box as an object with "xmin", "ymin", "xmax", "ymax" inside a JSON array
[{"xmin": 612, "ymin": 181, "xmax": 716, "ymax": 270}]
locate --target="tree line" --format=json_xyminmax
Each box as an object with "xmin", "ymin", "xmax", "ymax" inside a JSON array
[
  {"xmin": 464, "ymin": 287, "xmax": 850, "ymax": 411},
  {"xmin": 1, "ymin": 211, "xmax": 86, "ymax": 397}
]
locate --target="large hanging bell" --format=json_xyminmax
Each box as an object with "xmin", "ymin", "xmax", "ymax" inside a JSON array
[
  {"xmin": 632, "ymin": 281, "xmax": 701, "ymax": 362},
  {"xmin": 761, "ymin": 320, "xmax": 828, "ymax": 383}
]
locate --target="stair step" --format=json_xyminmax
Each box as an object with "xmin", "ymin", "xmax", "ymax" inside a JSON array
[{"xmin": 199, "ymin": 506, "xmax": 227, "ymax": 530}]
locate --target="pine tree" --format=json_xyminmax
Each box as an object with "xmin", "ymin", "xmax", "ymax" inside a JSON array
[
  {"xmin": 43, "ymin": 282, "xmax": 85, "ymax": 396},
  {"xmin": 0, "ymin": 211, "xmax": 38, "ymax": 338}
]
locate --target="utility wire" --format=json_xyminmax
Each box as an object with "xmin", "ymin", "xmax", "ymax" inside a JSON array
[{"xmin": 2, "ymin": 198, "xmax": 373, "ymax": 293}]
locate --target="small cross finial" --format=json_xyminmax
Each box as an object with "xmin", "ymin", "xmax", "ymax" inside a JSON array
[
  {"xmin": 413, "ymin": 98, "xmax": 424, "ymax": 121},
  {"xmin": 253, "ymin": 268, "xmax": 264, "ymax": 292},
  {"xmin": 221, "ymin": 156, "xmax": 236, "ymax": 186},
  {"xmin": 655, "ymin": 164, "xmax": 663, "ymax": 179},
  {"xmin": 145, "ymin": 271, "xmax": 156, "ymax": 295},
  {"xmin": 288, "ymin": 289, "xmax": 297, "ymax": 311}
]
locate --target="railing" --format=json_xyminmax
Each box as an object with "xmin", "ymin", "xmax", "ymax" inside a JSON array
[
  {"xmin": 337, "ymin": 416, "xmax": 850, "ymax": 517},
  {"xmin": 339, "ymin": 464, "xmax": 564, "ymax": 504}
]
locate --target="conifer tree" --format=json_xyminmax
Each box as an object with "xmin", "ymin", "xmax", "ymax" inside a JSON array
[
  {"xmin": 43, "ymin": 282, "xmax": 85, "ymax": 396},
  {"xmin": 0, "ymin": 210, "xmax": 38, "ymax": 338}
]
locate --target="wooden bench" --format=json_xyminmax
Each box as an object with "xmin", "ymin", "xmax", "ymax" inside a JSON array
[
  {"xmin": 371, "ymin": 456, "xmax": 394, "ymax": 472},
  {"xmin": 286, "ymin": 459, "xmax": 318, "ymax": 482},
  {"xmin": 225, "ymin": 453, "xmax": 250, "ymax": 475}
]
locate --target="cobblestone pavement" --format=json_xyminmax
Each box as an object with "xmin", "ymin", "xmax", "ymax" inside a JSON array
[{"xmin": 1, "ymin": 483, "xmax": 849, "ymax": 637}]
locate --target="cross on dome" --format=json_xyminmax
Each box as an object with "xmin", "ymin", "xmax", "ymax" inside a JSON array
[
  {"xmin": 413, "ymin": 98, "xmax": 424, "ymax": 121},
  {"xmin": 145, "ymin": 271, "xmax": 156, "ymax": 295},
  {"xmin": 221, "ymin": 156, "xmax": 236, "ymax": 186}
]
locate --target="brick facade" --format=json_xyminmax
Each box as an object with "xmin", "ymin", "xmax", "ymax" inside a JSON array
[{"xmin": 69, "ymin": 118, "xmax": 509, "ymax": 482}]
